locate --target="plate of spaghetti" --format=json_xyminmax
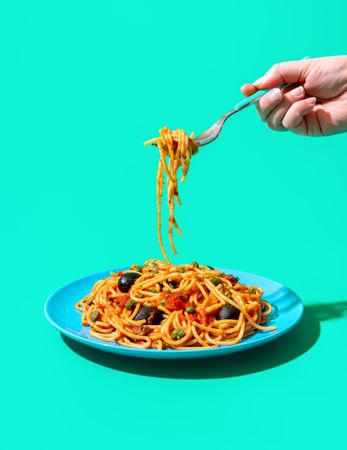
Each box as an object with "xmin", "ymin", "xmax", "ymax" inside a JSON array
[{"xmin": 44, "ymin": 260, "xmax": 303, "ymax": 359}]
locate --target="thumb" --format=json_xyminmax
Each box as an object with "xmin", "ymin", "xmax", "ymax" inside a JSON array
[{"xmin": 253, "ymin": 59, "xmax": 313, "ymax": 89}]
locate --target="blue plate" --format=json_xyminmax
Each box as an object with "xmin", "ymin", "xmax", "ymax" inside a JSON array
[{"xmin": 44, "ymin": 267, "xmax": 303, "ymax": 359}]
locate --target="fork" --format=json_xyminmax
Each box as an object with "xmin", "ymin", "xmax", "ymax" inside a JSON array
[{"xmin": 194, "ymin": 82, "xmax": 293, "ymax": 146}]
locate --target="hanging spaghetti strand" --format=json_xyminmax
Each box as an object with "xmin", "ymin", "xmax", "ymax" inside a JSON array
[{"xmin": 144, "ymin": 127, "xmax": 198, "ymax": 262}]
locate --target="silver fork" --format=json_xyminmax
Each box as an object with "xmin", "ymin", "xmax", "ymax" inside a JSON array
[{"xmin": 194, "ymin": 82, "xmax": 292, "ymax": 146}]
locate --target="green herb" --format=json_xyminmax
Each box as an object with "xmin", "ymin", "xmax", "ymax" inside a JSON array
[
  {"xmin": 125, "ymin": 300, "xmax": 136, "ymax": 310},
  {"xmin": 152, "ymin": 262, "xmax": 157, "ymax": 268},
  {"xmin": 138, "ymin": 294, "xmax": 144, "ymax": 299},
  {"xmin": 179, "ymin": 267, "xmax": 186, "ymax": 273},
  {"xmin": 186, "ymin": 306, "xmax": 196, "ymax": 314},
  {"xmin": 90, "ymin": 310, "xmax": 100, "ymax": 322},
  {"xmin": 150, "ymin": 288, "xmax": 159, "ymax": 293},
  {"xmin": 134, "ymin": 265, "xmax": 143, "ymax": 273},
  {"xmin": 210, "ymin": 277, "xmax": 222, "ymax": 286},
  {"xmin": 163, "ymin": 288, "xmax": 171, "ymax": 293},
  {"xmin": 150, "ymin": 270, "xmax": 159, "ymax": 274},
  {"xmin": 250, "ymin": 288, "xmax": 255, "ymax": 294},
  {"xmin": 235, "ymin": 277, "xmax": 240, "ymax": 282},
  {"xmin": 172, "ymin": 329, "xmax": 185, "ymax": 340},
  {"xmin": 191, "ymin": 262, "xmax": 199, "ymax": 268},
  {"xmin": 143, "ymin": 301, "xmax": 149, "ymax": 306},
  {"xmin": 160, "ymin": 300, "xmax": 166, "ymax": 306},
  {"xmin": 138, "ymin": 284, "xmax": 143, "ymax": 288}
]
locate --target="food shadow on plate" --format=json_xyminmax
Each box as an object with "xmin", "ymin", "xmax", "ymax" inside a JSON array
[{"xmin": 61, "ymin": 301, "xmax": 347, "ymax": 379}]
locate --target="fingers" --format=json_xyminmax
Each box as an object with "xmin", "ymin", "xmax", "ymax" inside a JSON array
[
  {"xmin": 241, "ymin": 84, "xmax": 257, "ymax": 97},
  {"xmin": 253, "ymin": 59, "xmax": 312, "ymax": 89},
  {"xmin": 240, "ymin": 59, "xmax": 314, "ymax": 96},
  {"xmin": 256, "ymin": 88, "xmax": 283, "ymax": 121},
  {"xmin": 264, "ymin": 86, "xmax": 306, "ymax": 130},
  {"xmin": 282, "ymin": 97, "xmax": 317, "ymax": 133}
]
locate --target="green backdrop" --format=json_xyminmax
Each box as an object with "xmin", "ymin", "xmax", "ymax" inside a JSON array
[{"xmin": 2, "ymin": 1, "xmax": 347, "ymax": 449}]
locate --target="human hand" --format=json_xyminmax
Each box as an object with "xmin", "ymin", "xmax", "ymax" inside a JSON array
[{"xmin": 241, "ymin": 56, "xmax": 347, "ymax": 136}]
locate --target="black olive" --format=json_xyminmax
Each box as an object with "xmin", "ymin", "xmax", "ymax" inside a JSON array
[
  {"xmin": 216, "ymin": 304, "xmax": 239, "ymax": 320},
  {"xmin": 151, "ymin": 310, "xmax": 164, "ymax": 325},
  {"xmin": 134, "ymin": 306, "xmax": 153, "ymax": 321},
  {"xmin": 167, "ymin": 280, "xmax": 179, "ymax": 289},
  {"xmin": 118, "ymin": 272, "xmax": 141, "ymax": 293},
  {"xmin": 207, "ymin": 265, "xmax": 214, "ymax": 270}
]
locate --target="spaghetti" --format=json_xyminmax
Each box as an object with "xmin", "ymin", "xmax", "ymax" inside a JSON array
[
  {"xmin": 144, "ymin": 127, "xmax": 198, "ymax": 263},
  {"xmin": 76, "ymin": 260, "xmax": 276, "ymax": 350}
]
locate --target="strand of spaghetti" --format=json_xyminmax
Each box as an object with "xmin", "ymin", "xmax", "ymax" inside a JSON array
[
  {"xmin": 156, "ymin": 160, "xmax": 170, "ymax": 263},
  {"xmin": 205, "ymin": 319, "xmax": 246, "ymax": 346},
  {"xmin": 90, "ymin": 330, "xmax": 120, "ymax": 341},
  {"xmin": 107, "ymin": 316, "xmax": 151, "ymax": 342},
  {"xmin": 231, "ymin": 291, "xmax": 276, "ymax": 331},
  {"xmin": 157, "ymin": 140, "xmax": 175, "ymax": 184},
  {"xmin": 118, "ymin": 338, "xmax": 151, "ymax": 349},
  {"xmin": 191, "ymin": 325, "xmax": 211, "ymax": 347}
]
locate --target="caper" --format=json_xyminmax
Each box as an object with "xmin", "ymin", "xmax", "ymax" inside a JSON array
[
  {"xmin": 125, "ymin": 300, "xmax": 136, "ymax": 310},
  {"xmin": 90, "ymin": 310, "xmax": 100, "ymax": 322},
  {"xmin": 210, "ymin": 277, "xmax": 222, "ymax": 286},
  {"xmin": 172, "ymin": 329, "xmax": 185, "ymax": 340}
]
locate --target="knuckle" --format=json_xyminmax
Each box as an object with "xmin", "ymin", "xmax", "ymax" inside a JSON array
[
  {"xmin": 282, "ymin": 118, "xmax": 293, "ymax": 130},
  {"xmin": 256, "ymin": 106, "xmax": 267, "ymax": 122},
  {"xmin": 257, "ymin": 97, "xmax": 268, "ymax": 111},
  {"xmin": 270, "ymin": 62, "xmax": 281, "ymax": 74},
  {"xmin": 266, "ymin": 121, "xmax": 279, "ymax": 131},
  {"xmin": 258, "ymin": 94, "xmax": 273, "ymax": 112}
]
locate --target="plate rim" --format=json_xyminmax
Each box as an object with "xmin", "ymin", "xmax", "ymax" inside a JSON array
[{"xmin": 44, "ymin": 267, "xmax": 304, "ymax": 359}]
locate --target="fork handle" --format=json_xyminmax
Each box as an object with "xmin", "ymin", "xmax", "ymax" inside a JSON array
[
  {"xmin": 234, "ymin": 56, "xmax": 310, "ymax": 111},
  {"xmin": 234, "ymin": 82, "xmax": 293, "ymax": 110}
]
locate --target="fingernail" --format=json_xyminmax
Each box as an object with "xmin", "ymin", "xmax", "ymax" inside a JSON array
[
  {"xmin": 306, "ymin": 97, "xmax": 316, "ymax": 105},
  {"xmin": 269, "ymin": 88, "xmax": 282, "ymax": 103},
  {"xmin": 253, "ymin": 75, "xmax": 267, "ymax": 86},
  {"xmin": 290, "ymin": 86, "xmax": 305, "ymax": 98}
]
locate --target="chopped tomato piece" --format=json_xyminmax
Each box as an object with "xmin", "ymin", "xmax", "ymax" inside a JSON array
[
  {"xmin": 187, "ymin": 312, "xmax": 200, "ymax": 324},
  {"xmin": 114, "ymin": 294, "xmax": 130, "ymax": 307},
  {"xmin": 165, "ymin": 293, "xmax": 188, "ymax": 311}
]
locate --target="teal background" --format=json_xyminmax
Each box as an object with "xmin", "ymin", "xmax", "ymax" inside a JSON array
[{"xmin": 2, "ymin": 1, "xmax": 347, "ymax": 449}]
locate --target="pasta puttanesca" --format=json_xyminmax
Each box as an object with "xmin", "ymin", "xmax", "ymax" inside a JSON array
[{"xmin": 75, "ymin": 260, "xmax": 275, "ymax": 350}]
